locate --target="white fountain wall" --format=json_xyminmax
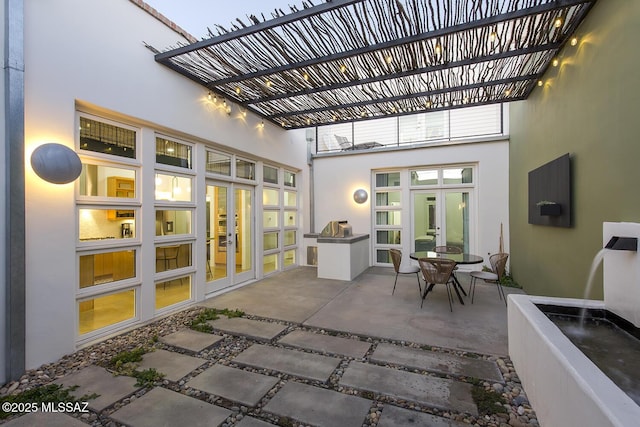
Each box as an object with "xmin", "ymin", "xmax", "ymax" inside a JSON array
[
  {"xmin": 508, "ymin": 221, "xmax": 640, "ymax": 427},
  {"xmin": 603, "ymin": 222, "xmax": 640, "ymax": 327}
]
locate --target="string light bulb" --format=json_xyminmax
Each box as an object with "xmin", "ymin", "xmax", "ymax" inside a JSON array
[
  {"xmin": 339, "ymin": 64, "xmax": 347, "ymax": 73},
  {"xmin": 303, "ymin": 72, "xmax": 309, "ymax": 81},
  {"xmin": 207, "ymin": 91, "xmax": 212, "ymax": 101},
  {"xmin": 235, "ymin": 86, "xmax": 241, "ymax": 95},
  {"xmin": 554, "ymin": 17, "xmax": 563, "ymax": 28},
  {"xmin": 258, "ymin": 120, "xmax": 265, "ymax": 129},
  {"xmin": 570, "ymin": 36, "xmax": 578, "ymax": 46},
  {"xmin": 489, "ymin": 31, "xmax": 497, "ymax": 43},
  {"xmin": 538, "ymin": 80, "xmax": 544, "ymax": 87},
  {"xmin": 435, "ymin": 41, "xmax": 442, "ymax": 55},
  {"xmin": 385, "ymin": 55, "xmax": 393, "ymax": 64},
  {"xmin": 552, "ymin": 58, "xmax": 559, "ymax": 67}
]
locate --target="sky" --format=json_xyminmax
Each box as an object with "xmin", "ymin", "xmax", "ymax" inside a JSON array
[{"xmin": 146, "ymin": 0, "xmax": 303, "ymax": 38}]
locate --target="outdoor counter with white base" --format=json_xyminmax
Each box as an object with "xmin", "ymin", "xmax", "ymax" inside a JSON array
[{"xmin": 316, "ymin": 234, "xmax": 370, "ymax": 281}]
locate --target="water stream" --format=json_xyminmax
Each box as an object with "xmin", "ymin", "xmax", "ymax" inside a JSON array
[{"xmin": 579, "ymin": 248, "xmax": 608, "ymax": 326}]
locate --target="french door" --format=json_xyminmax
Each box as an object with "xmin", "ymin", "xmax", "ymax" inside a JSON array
[
  {"xmin": 411, "ymin": 190, "xmax": 471, "ymax": 253},
  {"xmin": 206, "ymin": 181, "xmax": 254, "ymax": 294}
]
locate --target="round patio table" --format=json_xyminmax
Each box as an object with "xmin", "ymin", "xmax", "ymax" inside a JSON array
[{"xmin": 409, "ymin": 251, "xmax": 484, "ymax": 305}]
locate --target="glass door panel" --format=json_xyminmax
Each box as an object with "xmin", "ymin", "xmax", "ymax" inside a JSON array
[
  {"xmin": 444, "ymin": 191, "xmax": 470, "ymax": 252},
  {"xmin": 412, "ymin": 192, "xmax": 439, "ymax": 252},
  {"xmin": 206, "ymin": 184, "xmax": 229, "ymax": 289},
  {"xmin": 235, "ymin": 187, "xmax": 253, "ymax": 280},
  {"xmin": 206, "ymin": 182, "xmax": 255, "ymax": 292}
]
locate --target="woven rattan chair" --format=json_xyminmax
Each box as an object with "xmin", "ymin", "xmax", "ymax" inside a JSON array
[
  {"xmin": 418, "ymin": 257, "xmax": 457, "ymax": 311},
  {"xmin": 389, "ymin": 249, "xmax": 422, "ymax": 297},
  {"xmin": 469, "ymin": 253, "xmax": 509, "ymax": 305}
]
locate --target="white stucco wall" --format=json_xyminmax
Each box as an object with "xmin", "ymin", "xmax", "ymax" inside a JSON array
[
  {"xmin": 23, "ymin": 0, "xmax": 307, "ymax": 368},
  {"xmin": 311, "ymin": 139, "xmax": 510, "ymax": 266}
]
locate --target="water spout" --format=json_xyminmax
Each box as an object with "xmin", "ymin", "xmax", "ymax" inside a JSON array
[{"xmin": 605, "ymin": 236, "xmax": 638, "ymax": 251}]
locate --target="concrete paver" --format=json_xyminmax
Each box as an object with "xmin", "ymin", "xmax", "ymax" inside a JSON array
[
  {"xmin": 263, "ymin": 381, "xmax": 371, "ymax": 427},
  {"xmin": 137, "ymin": 349, "xmax": 207, "ymax": 382},
  {"xmin": 233, "ymin": 344, "xmax": 340, "ymax": 382},
  {"xmin": 54, "ymin": 365, "xmax": 140, "ymax": 412},
  {"xmin": 371, "ymin": 343, "xmax": 504, "ymax": 383},
  {"xmin": 377, "ymin": 404, "xmax": 468, "ymax": 427},
  {"xmin": 160, "ymin": 329, "xmax": 224, "ymax": 352},
  {"xmin": 110, "ymin": 387, "xmax": 231, "ymax": 427},
  {"xmin": 235, "ymin": 416, "xmax": 277, "ymax": 427},
  {"xmin": 208, "ymin": 317, "xmax": 287, "ymax": 341},
  {"xmin": 339, "ymin": 361, "xmax": 478, "ymax": 415},
  {"xmin": 187, "ymin": 364, "xmax": 278, "ymax": 407},
  {"xmin": 3, "ymin": 411, "xmax": 88, "ymax": 427},
  {"xmin": 278, "ymin": 329, "xmax": 371, "ymax": 359}
]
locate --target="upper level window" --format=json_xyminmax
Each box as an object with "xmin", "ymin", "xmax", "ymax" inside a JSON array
[
  {"xmin": 263, "ymin": 165, "xmax": 278, "ymax": 184},
  {"xmin": 155, "ymin": 173, "xmax": 192, "ymax": 202},
  {"xmin": 375, "ymin": 172, "xmax": 400, "ymax": 188},
  {"xmin": 206, "ymin": 151, "xmax": 231, "ymax": 176},
  {"xmin": 410, "ymin": 170, "xmax": 438, "ymax": 186},
  {"xmin": 443, "ymin": 167, "xmax": 473, "ymax": 184},
  {"xmin": 236, "ymin": 158, "xmax": 256, "ymax": 181},
  {"xmin": 156, "ymin": 137, "xmax": 192, "ymax": 169},
  {"xmin": 79, "ymin": 117, "xmax": 136, "ymax": 159},
  {"xmin": 284, "ymin": 170, "xmax": 296, "ymax": 188}
]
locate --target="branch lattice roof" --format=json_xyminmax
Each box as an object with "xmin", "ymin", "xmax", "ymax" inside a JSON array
[{"xmin": 153, "ymin": 0, "xmax": 597, "ymax": 129}]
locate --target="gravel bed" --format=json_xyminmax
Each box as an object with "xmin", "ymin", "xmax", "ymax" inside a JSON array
[{"xmin": 0, "ymin": 307, "xmax": 539, "ymax": 427}]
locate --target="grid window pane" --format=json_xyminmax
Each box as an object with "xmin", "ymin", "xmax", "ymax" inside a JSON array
[
  {"xmin": 411, "ymin": 170, "xmax": 438, "ymax": 186},
  {"xmin": 375, "ymin": 172, "xmax": 400, "ymax": 187},
  {"xmin": 284, "ymin": 211, "xmax": 297, "ymax": 227},
  {"xmin": 284, "ymin": 191, "xmax": 297, "ymax": 207},
  {"xmin": 155, "ymin": 210, "xmax": 192, "ymax": 236},
  {"xmin": 443, "ymin": 168, "xmax": 473, "ymax": 184},
  {"xmin": 375, "ymin": 191, "xmax": 401, "ymax": 207},
  {"xmin": 79, "ymin": 117, "xmax": 136, "ymax": 159},
  {"xmin": 155, "ymin": 173, "xmax": 192, "ymax": 202},
  {"xmin": 79, "ymin": 209, "xmax": 135, "ymax": 241},
  {"xmin": 263, "ymin": 211, "xmax": 279, "ymax": 228},
  {"xmin": 155, "ymin": 276, "xmax": 191, "ymax": 310},
  {"xmin": 264, "ymin": 232, "xmax": 279, "ymax": 251},
  {"xmin": 376, "ymin": 230, "xmax": 401, "ymax": 245},
  {"xmin": 156, "ymin": 137, "xmax": 192, "ymax": 169},
  {"xmin": 264, "ymin": 253, "xmax": 278, "ymax": 274},
  {"xmin": 206, "ymin": 151, "xmax": 231, "ymax": 175},
  {"xmin": 263, "ymin": 188, "xmax": 279, "ymax": 206},
  {"xmin": 156, "ymin": 244, "xmax": 192, "ymax": 273},
  {"xmin": 78, "ymin": 289, "xmax": 135, "ymax": 335},
  {"xmin": 79, "ymin": 164, "xmax": 135, "ymax": 198},
  {"xmin": 263, "ymin": 165, "xmax": 278, "ymax": 184},
  {"xmin": 376, "ymin": 211, "xmax": 401, "ymax": 226},
  {"xmin": 284, "ymin": 250, "xmax": 296, "ymax": 267},
  {"xmin": 376, "ymin": 250, "xmax": 391, "ymax": 263},
  {"xmin": 284, "ymin": 171, "xmax": 296, "ymax": 187},
  {"xmin": 79, "ymin": 250, "xmax": 136, "ymax": 288},
  {"xmin": 236, "ymin": 159, "xmax": 255, "ymax": 180},
  {"xmin": 284, "ymin": 230, "xmax": 296, "ymax": 246}
]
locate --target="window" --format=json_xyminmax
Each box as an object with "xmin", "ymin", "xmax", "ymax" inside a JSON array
[
  {"xmin": 264, "ymin": 232, "xmax": 279, "ymax": 251},
  {"xmin": 78, "ymin": 289, "xmax": 136, "ymax": 335},
  {"xmin": 155, "ymin": 173, "xmax": 192, "ymax": 202},
  {"xmin": 79, "ymin": 164, "xmax": 136, "ymax": 198},
  {"xmin": 236, "ymin": 158, "xmax": 255, "ymax": 180},
  {"xmin": 284, "ymin": 170, "xmax": 296, "ymax": 187},
  {"xmin": 263, "ymin": 211, "xmax": 279, "ymax": 228},
  {"xmin": 79, "ymin": 208, "xmax": 136, "ymax": 241},
  {"xmin": 79, "ymin": 249, "xmax": 136, "ymax": 288},
  {"xmin": 373, "ymin": 170, "xmax": 403, "ymax": 264},
  {"xmin": 79, "ymin": 117, "xmax": 136, "ymax": 159},
  {"xmin": 206, "ymin": 151, "xmax": 231, "ymax": 176},
  {"xmin": 263, "ymin": 165, "xmax": 278, "ymax": 184},
  {"xmin": 155, "ymin": 276, "xmax": 192, "ymax": 310},
  {"xmin": 411, "ymin": 169, "xmax": 438, "ymax": 186},
  {"xmin": 155, "ymin": 210, "xmax": 192, "ymax": 236},
  {"xmin": 263, "ymin": 188, "xmax": 279, "ymax": 206},
  {"xmin": 156, "ymin": 243, "xmax": 192, "ymax": 273},
  {"xmin": 156, "ymin": 137, "xmax": 192, "ymax": 169},
  {"xmin": 284, "ymin": 191, "xmax": 297, "ymax": 207}
]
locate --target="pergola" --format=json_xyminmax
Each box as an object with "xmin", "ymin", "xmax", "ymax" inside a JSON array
[{"xmin": 152, "ymin": 0, "xmax": 597, "ymax": 129}]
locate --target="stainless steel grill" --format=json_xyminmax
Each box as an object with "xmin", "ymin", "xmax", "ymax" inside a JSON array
[{"xmin": 319, "ymin": 220, "xmax": 352, "ymax": 238}]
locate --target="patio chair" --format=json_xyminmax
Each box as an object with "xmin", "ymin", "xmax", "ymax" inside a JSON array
[
  {"xmin": 389, "ymin": 249, "xmax": 422, "ymax": 297},
  {"xmin": 435, "ymin": 245, "xmax": 463, "ymax": 281},
  {"xmin": 334, "ymin": 135, "xmax": 354, "ymax": 150},
  {"xmin": 418, "ymin": 257, "xmax": 457, "ymax": 311},
  {"xmin": 469, "ymin": 253, "xmax": 509, "ymax": 306}
]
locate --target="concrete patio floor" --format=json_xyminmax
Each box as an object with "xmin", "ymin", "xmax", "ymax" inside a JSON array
[
  {"xmin": 3, "ymin": 266, "xmax": 533, "ymax": 427},
  {"xmin": 205, "ymin": 266, "xmax": 523, "ymax": 356}
]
